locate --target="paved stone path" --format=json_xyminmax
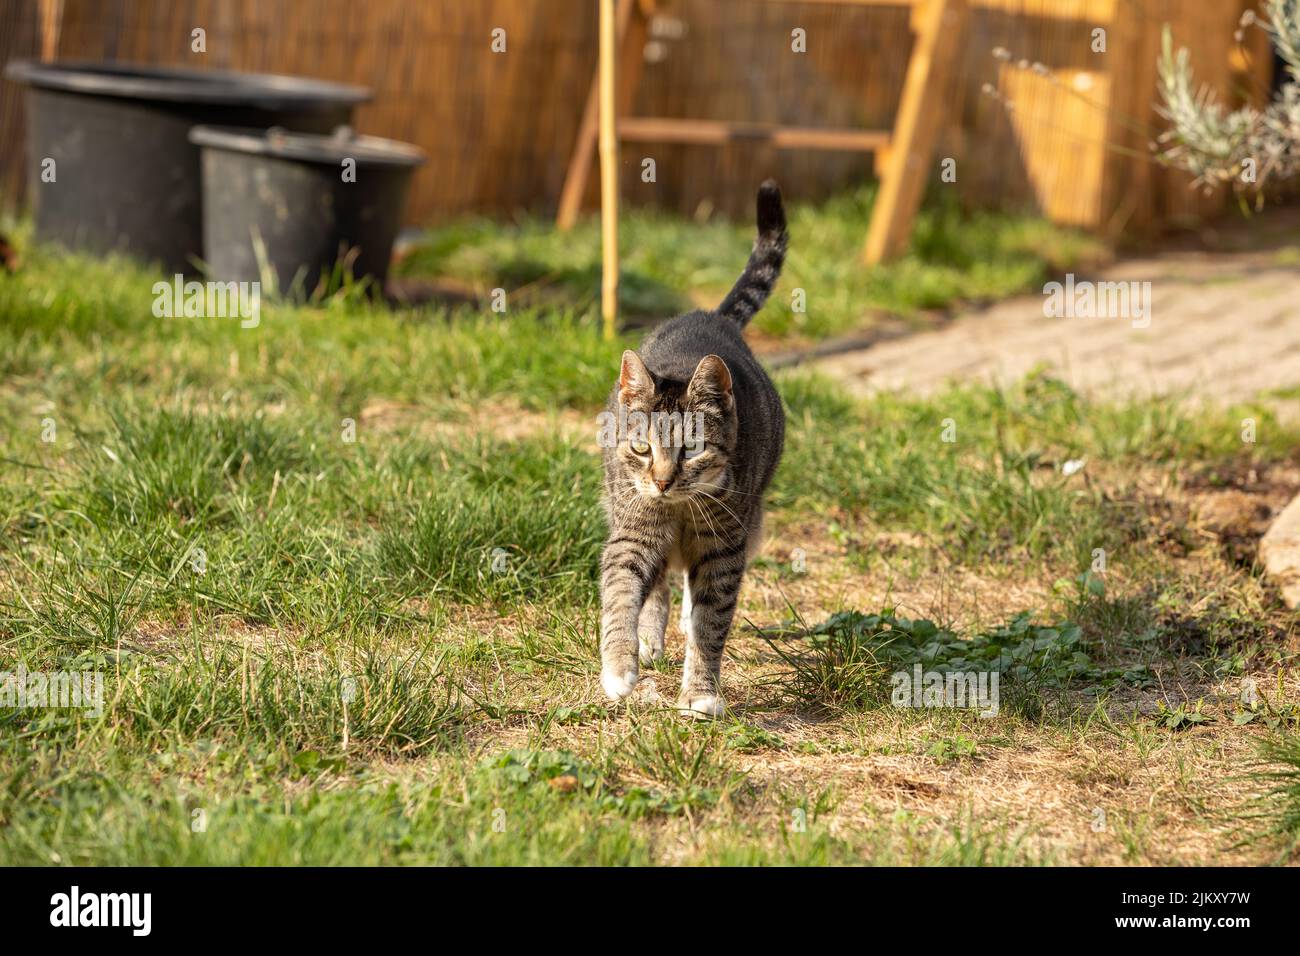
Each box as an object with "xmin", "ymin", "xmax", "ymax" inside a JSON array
[{"xmin": 815, "ymin": 248, "xmax": 1300, "ymax": 406}]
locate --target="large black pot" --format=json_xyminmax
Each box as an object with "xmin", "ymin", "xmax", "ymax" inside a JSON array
[
  {"xmin": 190, "ymin": 125, "xmax": 424, "ymax": 296},
  {"xmin": 4, "ymin": 60, "xmax": 370, "ymax": 273}
]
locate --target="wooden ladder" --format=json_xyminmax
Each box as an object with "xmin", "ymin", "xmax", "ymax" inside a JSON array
[{"xmin": 556, "ymin": 0, "xmax": 968, "ymax": 266}]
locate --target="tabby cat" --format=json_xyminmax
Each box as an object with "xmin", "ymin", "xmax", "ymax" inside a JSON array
[{"xmin": 599, "ymin": 180, "xmax": 788, "ymax": 717}]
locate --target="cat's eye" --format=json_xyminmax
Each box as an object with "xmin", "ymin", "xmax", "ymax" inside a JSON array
[
  {"xmin": 683, "ymin": 442, "xmax": 707, "ymax": 460},
  {"xmin": 629, "ymin": 438, "xmax": 651, "ymax": 455}
]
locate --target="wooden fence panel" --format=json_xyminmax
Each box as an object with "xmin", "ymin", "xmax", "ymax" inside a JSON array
[{"xmin": 0, "ymin": 0, "xmax": 1272, "ymax": 232}]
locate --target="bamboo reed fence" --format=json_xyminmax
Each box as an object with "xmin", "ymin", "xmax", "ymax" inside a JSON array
[{"xmin": 0, "ymin": 0, "xmax": 1274, "ymax": 234}]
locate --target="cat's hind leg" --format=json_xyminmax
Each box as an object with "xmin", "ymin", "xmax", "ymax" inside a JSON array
[
  {"xmin": 678, "ymin": 571, "xmax": 693, "ymax": 637},
  {"xmin": 638, "ymin": 566, "xmax": 670, "ymax": 665}
]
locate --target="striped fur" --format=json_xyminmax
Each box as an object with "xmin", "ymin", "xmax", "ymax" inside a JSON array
[{"xmin": 598, "ymin": 182, "xmax": 788, "ymax": 717}]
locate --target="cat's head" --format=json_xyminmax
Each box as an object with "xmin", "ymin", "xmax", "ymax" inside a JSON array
[{"xmin": 613, "ymin": 350, "xmax": 736, "ymax": 502}]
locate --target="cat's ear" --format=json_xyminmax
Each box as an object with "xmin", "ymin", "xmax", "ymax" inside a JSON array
[
  {"xmin": 688, "ymin": 354, "xmax": 733, "ymax": 409},
  {"xmin": 619, "ymin": 350, "xmax": 655, "ymax": 404}
]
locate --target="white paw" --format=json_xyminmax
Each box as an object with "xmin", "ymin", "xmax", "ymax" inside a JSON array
[
  {"xmin": 601, "ymin": 667, "xmax": 639, "ymax": 701},
  {"xmin": 679, "ymin": 694, "xmax": 726, "ymax": 719},
  {"xmin": 638, "ymin": 638, "xmax": 664, "ymax": 665}
]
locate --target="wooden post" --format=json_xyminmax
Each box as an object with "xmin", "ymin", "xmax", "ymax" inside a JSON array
[
  {"xmin": 863, "ymin": 0, "xmax": 966, "ymax": 264},
  {"xmin": 39, "ymin": 0, "xmax": 65, "ymax": 62},
  {"xmin": 557, "ymin": 0, "xmax": 647, "ymax": 231},
  {"xmin": 599, "ymin": 0, "xmax": 619, "ymax": 338}
]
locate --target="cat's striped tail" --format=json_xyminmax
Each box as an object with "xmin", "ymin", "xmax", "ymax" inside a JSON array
[{"xmin": 716, "ymin": 179, "xmax": 788, "ymax": 328}]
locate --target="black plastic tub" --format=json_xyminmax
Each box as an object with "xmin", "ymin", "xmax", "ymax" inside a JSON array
[
  {"xmin": 4, "ymin": 60, "xmax": 370, "ymax": 273},
  {"xmin": 190, "ymin": 125, "xmax": 425, "ymax": 296}
]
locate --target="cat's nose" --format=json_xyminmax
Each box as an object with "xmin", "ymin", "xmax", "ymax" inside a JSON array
[{"xmin": 654, "ymin": 478, "xmax": 671, "ymax": 492}]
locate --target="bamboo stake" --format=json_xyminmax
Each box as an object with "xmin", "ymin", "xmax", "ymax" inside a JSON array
[
  {"xmin": 598, "ymin": 0, "xmax": 619, "ymax": 339},
  {"xmin": 39, "ymin": 0, "xmax": 65, "ymax": 62},
  {"xmin": 557, "ymin": 0, "xmax": 648, "ymax": 230}
]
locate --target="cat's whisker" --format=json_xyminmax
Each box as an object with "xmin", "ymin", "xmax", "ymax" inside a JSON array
[
  {"xmin": 687, "ymin": 494, "xmax": 722, "ymax": 541},
  {"xmin": 693, "ymin": 488, "xmax": 746, "ymax": 530},
  {"xmin": 699, "ymin": 479, "xmax": 763, "ymax": 499}
]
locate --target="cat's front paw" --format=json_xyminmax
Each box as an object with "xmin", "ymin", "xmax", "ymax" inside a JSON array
[
  {"xmin": 677, "ymin": 692, "xmax": 726, "ymax": 719},
  {"xmin": 601, "ymin": 665, "xmax": 639, "ymax": 701}
]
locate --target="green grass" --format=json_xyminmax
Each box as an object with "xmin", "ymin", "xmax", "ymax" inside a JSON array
[
  {"xmin": 396, "ymin": 187, "xmax": 1107, "ymax": 340},
  {"xmin": 1, "ymin": 205, "xmax": 1298, "ymax": 866},
  {"xmin": 1233, "ymin": 728, "xmax": 1300, "ymax": 861}
]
